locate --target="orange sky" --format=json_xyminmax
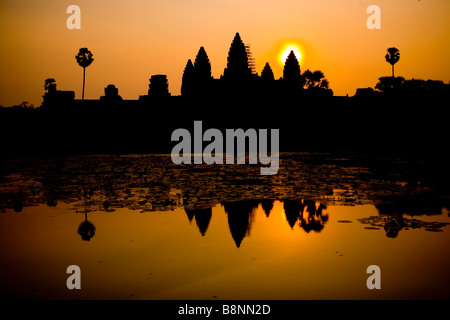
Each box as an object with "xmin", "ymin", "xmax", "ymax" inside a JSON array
[{"xmin": 0, "ymin": 0, "xmax": 449, "ymax": 107}]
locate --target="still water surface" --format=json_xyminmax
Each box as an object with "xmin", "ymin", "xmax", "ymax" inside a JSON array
[{"xmin": 0, "ymin": 154, "xmax": 449, "ymax": 299}]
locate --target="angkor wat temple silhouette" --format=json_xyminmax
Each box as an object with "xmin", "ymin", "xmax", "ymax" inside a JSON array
[
  {"xmin": 41, "ymin": 32, "xmax": 334, "ymax": 110},
  {"xmin": 2, "ymin": 32, "xmax": 449, "ymax": 156}
]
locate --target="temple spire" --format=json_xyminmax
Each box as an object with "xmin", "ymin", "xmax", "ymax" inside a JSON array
[
  {"xmin": 283, "ymin": 50, "xmax": 301, "ymax": 82},
  {"xmin": 223, "ymin": 32, "xmax": 252, "ymax": 80}
]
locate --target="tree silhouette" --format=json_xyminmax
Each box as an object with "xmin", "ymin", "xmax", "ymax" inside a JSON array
[
  {"xmin": 299, "ymin": 202, "xmax": 328, "ymax": 233},
  {"xmin": 283, "ymin": 50, "xmax": 301, "ymax": 83},
  {"xmin": 283, "ymin": 200, "xmax": 329, "ymax": 233},
  {"xmin": 223, "ymin": 33, "xmax": 251, "ymax": 80},
  {"xmin": 77, "ymin": 211, "xmax": 96, "ymax": 241},
  {"xmin": 75, "ymin": 48, "xmax": 94, "ymax": 100},
  {"xmin": 13, "ymin": 200, "xmax": 23, "ymax": 212},
  {"xmin": 10, "ymin": 101, "xmax": 34, "ymax": 110},
  {"xmin": 385, "ymin": 47, "xmax": 400, "ymax": 78},
  {"xmin": 383, "ymin": 215, "xmax": 406, "ymax": 238},
  {"xmin": 261, "ymin": 62, "xmax": 275, "ymax": 81},
  {"xmin": 194, "ymin": 46, "xmax": 212, "ymax": 81},
  {"xmin": 44, "ymin": 78, "xmax": 56, "ymax": 93},
  {"xmin": 375, "ymin": 76, "xmax": 405, "ymax": 93},
  {"xmin": 302, "ymin": 70, "xmax": 329, "ymax": 89}
]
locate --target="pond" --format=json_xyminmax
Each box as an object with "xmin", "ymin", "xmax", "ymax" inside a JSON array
[{"xmin": 0, "ymin": 153, "xmax": 449, "ymax": 299}]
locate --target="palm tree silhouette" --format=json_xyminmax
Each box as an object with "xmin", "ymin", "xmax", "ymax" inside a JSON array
[
  {"xmin": 44, "ymin": 78, "xmax": 56, "ymax": 93},
  {"xmin": 75, "ymin": 48, "xmax": 94, "ymax": 100},
  {"xmin": 302, "ymin": 70, "xmax": 329, "ymax": 89},
  {"xmin": 385, "ymin": 47, "xmax": 400, "ymax": 78},
  {"xmin": 78, "ymin": 212, "xmax": 96, "ymax": 241}
]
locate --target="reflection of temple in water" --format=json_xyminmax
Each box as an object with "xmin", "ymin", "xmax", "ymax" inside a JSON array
[
  {"xmin": 222, "ymin": 200, "xmax": 259, "ymax": 248},
  {"xmin": 185, "ymin": 199, "xmax": 330, "ymax": 248},
  {"xmin": 284, "ymin": 200, "xmax": 304, "ymax": 229},
  {"xmin": 185, "ymin": 207, "xmax": 212, "ymax": 236},
  {"xmin": 2, "ymin": 153, "xmax": 449, "ymax": 244},
  {"xmin": 260, "ymin": 199, "xmax": 274, "ymax": 217}
]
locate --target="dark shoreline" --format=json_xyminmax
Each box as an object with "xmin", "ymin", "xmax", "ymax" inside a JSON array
[{"xmin": 1, "ymin": 93, "xmax": 448, "ymax": 157}]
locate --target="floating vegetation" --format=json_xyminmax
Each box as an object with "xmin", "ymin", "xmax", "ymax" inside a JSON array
[
  {"xmin": 357, "ymin": 215, "xmax": 450, "ymax": 238},
  {"xmin": 0, "ymin": 154, "xmax": 448, "ymax": 217}
]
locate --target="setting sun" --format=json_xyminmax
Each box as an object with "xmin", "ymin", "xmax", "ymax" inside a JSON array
[{"xmin": 280, "ymin": 44, "xmax": 302, "ymax": 65}]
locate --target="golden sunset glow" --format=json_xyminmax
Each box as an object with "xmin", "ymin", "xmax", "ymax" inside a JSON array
[
  {"xmin": 280, "ymin": 44, "xmax": 302, "ymax": 65},
  {"xmin": 0, "ymin": 0, "xmax": 449, "ymax": 106}
]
